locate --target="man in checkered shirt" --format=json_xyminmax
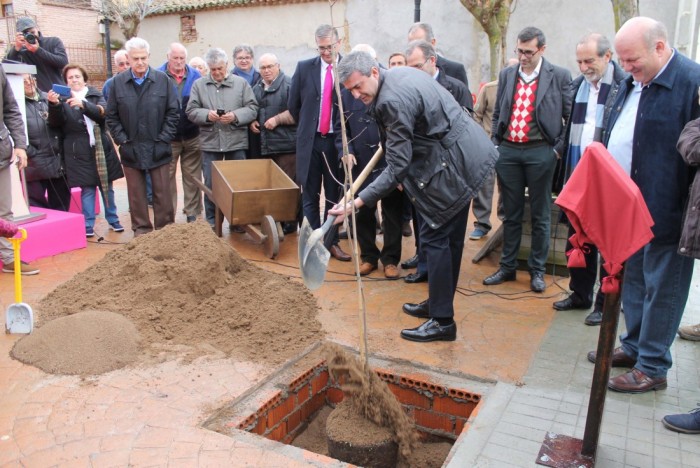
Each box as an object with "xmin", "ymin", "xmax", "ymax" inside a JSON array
[{"xmin": 483, "ymin": 27, "xmax": 573, "ymax": 293}]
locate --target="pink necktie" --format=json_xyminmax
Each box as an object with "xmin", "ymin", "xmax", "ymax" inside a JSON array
[{"xmin": 319, "ymin": 64, "xmax": 333, "ymax": 135}]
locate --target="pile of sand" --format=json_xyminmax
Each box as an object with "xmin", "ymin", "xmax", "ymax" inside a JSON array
[{"xmin": 14, "ymin": 222, "xmax": 323, "ymax": 375}]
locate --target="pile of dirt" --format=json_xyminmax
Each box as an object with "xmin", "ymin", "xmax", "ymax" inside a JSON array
[
  {"xmin": 11, "ymin": 310, "xmax": 141, "ymax": 376},
  {"xmin": 20, "ymin": 222, "xmax": 322, "ymax": 374}
]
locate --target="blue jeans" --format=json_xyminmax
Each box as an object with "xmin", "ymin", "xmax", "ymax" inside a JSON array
[
  {"xmin": 202, "ymin": 150, "xmax": 246, "ymax": 225},
  {"xmin": 496, "ymin": 143, "xmax": 557, "ymax": 273},
  {"xmin": 620, "ymin": 242, "xmax": 694, "ymax": 378},
  {"xmin": 81, "ymin": 184, "xmax": 119, "ymax": 228}
]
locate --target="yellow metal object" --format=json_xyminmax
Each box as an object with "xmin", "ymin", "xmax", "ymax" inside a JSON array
[{"xmin": 10, "ymin": 228, "xmax": 27, "ymax": 303}]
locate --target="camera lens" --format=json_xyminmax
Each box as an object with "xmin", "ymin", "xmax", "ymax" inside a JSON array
[{"xmin": 24, "ymin": 33, "xmax": 37, "ymax": 45}]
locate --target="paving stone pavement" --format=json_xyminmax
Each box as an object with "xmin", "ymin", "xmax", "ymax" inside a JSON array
[{"xmin": 449, "ymin": 263, "xmax": 700, "ymax": 467}]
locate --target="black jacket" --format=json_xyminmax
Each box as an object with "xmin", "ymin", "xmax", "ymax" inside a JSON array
[
  {"xmin": 106, "ymin": 67, "xmax": 179, "ymax": 170},
  {"xmin": 6, "ymin": 35, "xmax": 68, "ymax": 93},
  {"xmin": 24, "ymin": 91, "xmax": 63, "ymax": 182},
  {"xmin": 48, "ymin": 86, "xmax": 123, "ymax": 187},
  {"xmin": 436, "ymin": 55, "xmax": 473, "ymax": 110},
  {"xmin": 436, "ymin": 69, "xmax": 472, "ymax": 111},
  {"xmin": 253, "ymin": 72, "xmax": 297, "ymax": 155}
]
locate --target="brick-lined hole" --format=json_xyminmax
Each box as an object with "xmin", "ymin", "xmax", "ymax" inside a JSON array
[{"xmin": 231, "ymin": 362, "xmax": 483, "ymax": 456}]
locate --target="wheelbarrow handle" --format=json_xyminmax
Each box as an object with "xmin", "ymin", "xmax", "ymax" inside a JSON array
[{"xmin": 323, "ymin": 146, "xmax": 384, "ymax": 247}]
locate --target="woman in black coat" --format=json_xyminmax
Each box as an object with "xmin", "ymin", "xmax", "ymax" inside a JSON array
[
  {"xmin": 47, "ymin": 64, "xmax": 124, "ymax": 238},
  {"xmin": 22, "ymin": 74, "xmax": 70, "ymax": 210}
]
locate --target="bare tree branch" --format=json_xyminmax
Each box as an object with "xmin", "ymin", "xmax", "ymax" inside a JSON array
[{"xmin": 101, "ymin": 0, "xmax": 164, "ymax": 39}]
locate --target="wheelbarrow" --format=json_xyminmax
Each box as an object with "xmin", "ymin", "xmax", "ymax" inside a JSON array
[
  {"xmin": 0, "ymin": 220, "xmax": 34, "ymax": 334},
  {"xmin": 192, "ymin": 159, "xmax": 300, "ymax": 259}
]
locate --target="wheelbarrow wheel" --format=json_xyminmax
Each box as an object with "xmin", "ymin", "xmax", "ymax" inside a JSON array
[{"xmin": 261, "ymin": 215, "xmax": 279, "ymax": 259}]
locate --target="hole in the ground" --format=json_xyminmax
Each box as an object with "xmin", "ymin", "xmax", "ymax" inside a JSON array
[{"xmin": 203, "ymin": 352, "xmax": 484, "ymax": 467}]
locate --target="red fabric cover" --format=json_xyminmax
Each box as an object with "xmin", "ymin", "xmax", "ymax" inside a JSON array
[{"xmin": 555, "ymin": 142, "xmax": 654, "ymax": 293}]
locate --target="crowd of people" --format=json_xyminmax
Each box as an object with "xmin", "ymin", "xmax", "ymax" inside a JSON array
[{"xmin": 1, "ymin": 14, "xmax": 700, "ymax": 433}]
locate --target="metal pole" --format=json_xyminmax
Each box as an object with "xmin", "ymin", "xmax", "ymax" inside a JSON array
[
  {"xmin": 104, "ymin": 19, "xmax": 113, "ymax": 78},
  {"xmin": 414, "ymin": 0, "xmax": 421, "ymax": 22}
]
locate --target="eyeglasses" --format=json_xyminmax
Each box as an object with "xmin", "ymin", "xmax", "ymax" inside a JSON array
[
  {"xmin": 410, "ymin": 57, "xmax": 430, "ymax": 70},
  {"xmin": 317, "ymin": 44, "xmax": 337, "ymax": 53},
  {"xmin": 235, "ymin": 56, "xmax": 252, "ymax": 61},
  {"xmin": 259, "ymin": 64, "xmax": 278, "ymax": 71},
  {"xmin": 514, "ymin": 47, "xmax": 541, "ymax": 58}
]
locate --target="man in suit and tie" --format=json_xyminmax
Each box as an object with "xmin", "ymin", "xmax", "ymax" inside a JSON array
[
  {"xmin": 407, "ymin": 22, "xmax": 473, "ymax": 111},
  {"xmin": 288, "ymin": 24, "xmax": 351, "ymax": 261}
]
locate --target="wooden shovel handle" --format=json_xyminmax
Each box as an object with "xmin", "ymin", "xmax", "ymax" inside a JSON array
[{"xmin": 340, "ymin": 146, "xmax": 384, "ymax": 204}]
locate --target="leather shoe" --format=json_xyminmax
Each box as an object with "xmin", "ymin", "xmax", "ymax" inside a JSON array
[
  {"xmin": 402, "ymin": 300, "xmax": 429, "ymax": 318},
  {"xmin": 530, "ymin": 271, "xmax": 546, "ymax": 293},
  {"xmin": 608, "ymin": 368, "xmax": 667, "ymax": 394},
  {"xmin": 483, "ymin": 269, "xmax": 516, "ymax": 286},
  {"xmin": 400, "ymin": 318, "xmax": 456, "ymax": 342},
  {"xmin": 329, "ymin": 244, "xmax": 351, "ymax": 262},
  {"xmin": 584, "ymin": 309, "xmax": 603, "ymax": 326},
  {"xmin": 384, "ymin": 264, "xmax": 399, "ymax": 279},
  {"xmin": 587, "ymin": 346, "xmax": 636, "ymax": 367},
  {"xmin": 359, "ymin": 262, "xmax": 377, "ymax": 275},
  {"xmin": 401, "ymin": 254, "xmax": 419, "ymax": 269},
  {"xmin": 553, "ymin": 295, "xmax": 592, "ymax": 311},
  {"xmin": 404, "ymin": 271, "xmax": 428, "ymax": 284}
]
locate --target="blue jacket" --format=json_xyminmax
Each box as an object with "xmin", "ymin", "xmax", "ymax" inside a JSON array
[
  {"xmin": 604, "ymin": 51, "xmax": 700, "ymax": 244},
  {"xmin": 157, "ymin": 63, "xmax": 201, "ymax": 140}
]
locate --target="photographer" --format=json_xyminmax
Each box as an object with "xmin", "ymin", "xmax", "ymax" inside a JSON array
[{"xmin": 6, "ymin": 17, "xmax": 68, "ymax": 93}]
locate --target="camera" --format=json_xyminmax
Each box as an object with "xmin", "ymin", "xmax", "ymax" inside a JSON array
[
  {"xmin": 216, "ymin": 109, "xmax": 225, "ymax": 116},
  {"xmin": 23, "ymin": 32, "xmax": 37, "ymax": 45}
]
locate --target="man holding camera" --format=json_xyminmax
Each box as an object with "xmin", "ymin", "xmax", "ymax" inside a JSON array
[{"xmin": 6, "ymin": 17, "xmax": 68, "ymax": 93}]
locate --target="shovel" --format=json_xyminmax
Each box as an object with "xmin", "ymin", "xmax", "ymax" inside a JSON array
[
  {"xmin": 3, "ymin": 227, "xmax": 34, "ymax": 334},
  {"xmin": 299, "ymin": 146, "xmax": 384, "ymax": 290}
]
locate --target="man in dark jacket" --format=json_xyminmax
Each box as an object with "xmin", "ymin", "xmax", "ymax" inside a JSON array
[
  {"xmin": 250, "ymin": 53, "xmax": 298, "ymax": 234},
  {"xmin": 552, "ymin": 33, "xmax": 627, "ymax": 325},
  {"xmin": 158, "ymin": 42, "xmax": 202, "ymax": 223},
  {"xmin": 483, "ymin": 26, "xmax": 572, "ymax": 293},
  {"xmin": 106, "ymin": 37, "xmax": 179, "ymax": 237},
  {"xmin": 6, "ymin": 17, "xmax": 68, "ymax": 93},
  {"xmin": 586, "ymin": 17, "xmax": 700, "ymax": 395},
  {"xmin": 333, "ymin": 51, "xmax": 498, "ymax": 342}
]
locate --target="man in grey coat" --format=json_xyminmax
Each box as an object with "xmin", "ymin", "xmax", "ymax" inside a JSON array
[
  {"xmin": 186, "ymin": 47, "xmax": 258, "ymax": 229},
  {"xmin": 331, "ymin": 51, "xmax": 498, "ymax": 342}
]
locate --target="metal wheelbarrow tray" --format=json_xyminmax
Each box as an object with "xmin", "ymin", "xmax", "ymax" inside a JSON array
[{"xmin": 211, "ymin": 159, "xmax": 300, "ymax": 258}]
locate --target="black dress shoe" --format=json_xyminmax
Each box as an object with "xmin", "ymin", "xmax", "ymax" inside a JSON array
[
  {"xmin": 400, "ymin": 318, "xmax": 456, "ymax": 342},
  {"xmin": 329, "ymin": 244, "xmax": 351, "ymax": 261},
  {"xmin": 530, "ymin": 271, "xmax": 546, "ymax": 293},
  {"xmin": 401, "ymin": 254, "xmax": 419, "ymax": 269},
  {"xmin": 553, "ymin": 295, "xmax": 592, "ymax": 311},
  {"xmin": 403, "ymin": 300, "xmax": 429, "ymax": 318},
  {"xmin": 483, "ymin": 269, "xmax": 516, "ymax": 286},
  {"xmin": 404, "ymin": 271, "xmax": 428, "ymax": 284},
  {"xmin": 584, "ymin": 309, "xmax": 603, "ymax": 326}
]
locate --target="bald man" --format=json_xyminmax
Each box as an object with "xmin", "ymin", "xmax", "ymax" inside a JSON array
[{"xmin": 586, "ymin": 17, "xmax": 700, "ymax": 394}]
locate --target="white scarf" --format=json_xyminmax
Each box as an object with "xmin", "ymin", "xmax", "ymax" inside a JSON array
[{"xmin": 73, "ymin": 87, "xmax": 96, "ymax": 147}]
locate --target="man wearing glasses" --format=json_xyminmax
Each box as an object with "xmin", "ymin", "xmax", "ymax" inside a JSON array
[
  {"xmin": 288, "ymin": 24, "xmax": 351, "ymax": 262},
  {"xmin": 483, "ymin": 26, "xmax": 572, "ymax": 293}
]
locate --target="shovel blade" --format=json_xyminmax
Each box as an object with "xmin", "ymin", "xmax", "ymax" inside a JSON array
[
  {"xmin": 298, "ymin": 217, "xmax": 331, "ymax": 290},
  {"xmin": 6, "ymin": 303, "xmax": 34, "ymax": 334}
]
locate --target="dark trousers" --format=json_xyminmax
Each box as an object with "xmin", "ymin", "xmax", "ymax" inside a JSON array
[
  {"xmin": 413, "ymin": 206, "xmax": 428, "ymax": 275},
  {"xmin": 424, "ymin": 202, "xmax": 470, "ymax": 320},
  {"xmin": 357, "ymin": 187, "xmax": 403, "ymax": 266},
  {"xmin": 496, "ymin": 142, "xmax": 557, "ymax": 273},
  {"xmin": 302, "ymin": 133, "xmax": 340, "ymax": 244},
  {"xmin": 26, "ymin": 177, "xmax": 71, "ymax": 211},
  {"xmin": 565, "ymin": 223, "xmax": 606, "ymax": 310},
  {"xmin": 124, "ymin": 163, "xmax": 174, "ymax": 236}
]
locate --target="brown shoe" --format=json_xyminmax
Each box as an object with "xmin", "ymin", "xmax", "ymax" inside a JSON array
[
  {"xmin": 384, "ymin": 264, "xmax": 399, "ymax": 279},
  {"xmin": 359, "ymin": 262, "xmax": 377, "ymax": 276},
  {"xmin": 329, "ymin": 244, "xmax": 351, "ymax": 262},
  {"xmin": 678, "ymin": 323, "xmax": 700, "ymax": 341},
  {"xmin": 608, "ymin": 368, "xmax": 667, "ymax": 394},
  {"xmin": 587, "ymin": 346, "xmax": 636, "ymax": 367}
]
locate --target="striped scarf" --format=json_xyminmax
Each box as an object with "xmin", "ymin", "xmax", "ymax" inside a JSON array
[
  {"xmin": 94, "ymin": 126, "xmax": 110, "ymax": 209},
  {"xmin": 564, "ymin": 63, "xmax": 614, "ymax": 180}
]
